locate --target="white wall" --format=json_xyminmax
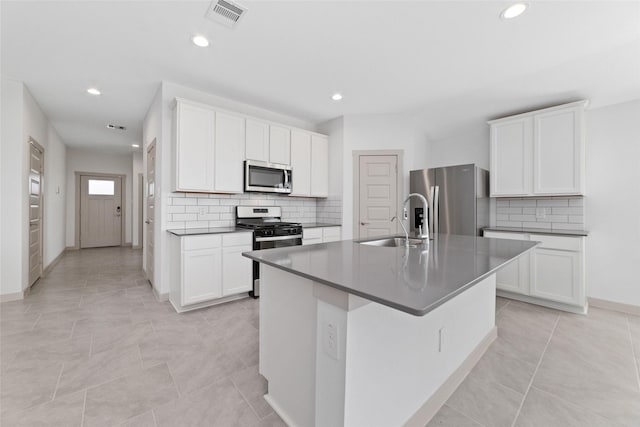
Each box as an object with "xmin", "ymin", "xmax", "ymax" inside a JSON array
[
  {"xmin": 132, "ymin": 151, "xmax": 143, "ymax": 247},
  {"xmin": 43, "ymin": 124, "xmax": 67, "ymax": 266},
  {"xmin": 65, "ymin": 148, "xmax": 134, "ymax": 247},
  {"xmin": 425, "ymin": 124, "xmax": 490, "ymax": 170},
  {"xmin": 1, "ymin": 78, "xmax": 68, "ymax": 297},
  {"xmin": 1, "ymin": 78, "xmax": 25, "ymax": 296},
  {"xmin": 338, "ymin": 114, "xmax": 430, "ymax": 239},
  {"xmin": 585, "ymin": 100, "xmax": 640, "ymax": 306}
]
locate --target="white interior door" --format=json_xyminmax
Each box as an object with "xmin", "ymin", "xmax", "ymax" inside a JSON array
[
  {"xmin": 28, "ymin": 141, "xmax": 43, "ymax": 287},
  {"xmin": 80, "ymin": 175, "xmax": 122, "ymax": 248},
  {"xmin": 358, "ymin": 155, "xmax": 398, "ymax": 238},
  {"xmin": 146, "ymin": 141, "xmax": 156, "ymax": 285}
]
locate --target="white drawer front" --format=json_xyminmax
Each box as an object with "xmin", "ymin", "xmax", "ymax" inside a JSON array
[
  {"xmin": 484, "ymin": 231, "xmax": 529, "ymax": 241},
  {"xmin": 183, "ymin": 234, "xmax": 222, "ymax": 251},
  {"xmin": 222, "ymin": 232, "xmax": 253, "ymax": 247},
  {"xmin": 322, "ymin": 227, "xmax": 341, "ymax": 240},
  {"xmin": 303, "ymin": 228, "xmax": 323, "ymax": 240},
  {"xmin": 529, "ymin": 234, "xmax": 582, "ymax": 251}
]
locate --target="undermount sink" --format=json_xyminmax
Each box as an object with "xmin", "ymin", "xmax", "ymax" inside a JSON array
[{"xmin": 359, "ymin": 237, "xmax": 426, "ymax": 248}]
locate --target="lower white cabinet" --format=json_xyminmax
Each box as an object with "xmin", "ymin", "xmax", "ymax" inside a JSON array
[
  {"xmin": 170, "ymin": 231, "xmax": 253, "ymax": 312},
  {"xmin": 484, "ymin": 230, "xmax": 586, "ymax": 313},
  {"xmin": 302, "ymin": 226, "xmax": 342, "ymax": 245}
]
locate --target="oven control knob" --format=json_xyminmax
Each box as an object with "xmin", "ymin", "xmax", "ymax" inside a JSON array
[{"xmin": 266, "ymin": 229, "xmax": 274, "ymax": 236}]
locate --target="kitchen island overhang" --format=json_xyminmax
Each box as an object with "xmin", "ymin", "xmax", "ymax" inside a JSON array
[{"xmin": 243, "ymin": 234, "xmax": 536, "ymax": 427}]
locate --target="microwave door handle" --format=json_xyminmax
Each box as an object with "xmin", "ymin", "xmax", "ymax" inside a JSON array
[{"xmin": 284, "ymin": 170, "xmax": 290, "ymax": 188}]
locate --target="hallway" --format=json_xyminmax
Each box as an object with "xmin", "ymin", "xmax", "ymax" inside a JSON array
[{"xmin": 0, "ymin": 247, "xmax": 282, "ymax": 426}]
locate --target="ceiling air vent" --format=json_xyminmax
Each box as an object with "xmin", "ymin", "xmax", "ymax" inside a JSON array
[
  {"xmin": 205, "ymin": 0, "xmax": 247, "ymax": 28},
  {"xmin": 106, "ymin": 124, "xmax": 126, "ymax": 131}
]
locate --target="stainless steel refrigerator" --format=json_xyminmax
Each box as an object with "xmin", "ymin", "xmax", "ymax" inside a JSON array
[{"xmin": 409, "ymin": 164, "xmax": 489, "ymax": 238}]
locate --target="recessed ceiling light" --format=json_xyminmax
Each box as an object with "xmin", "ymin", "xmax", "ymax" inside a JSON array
[
  {"xmin": 131, "ymin": 144, "xmax": 140, "ymax": 148},
  {"xmin": 87, "ymin": 87, "xmax": 101, "ymax": 96},
  {"xmin": 331, "ymin": 93, "xmax": 343, "ymax": 101},
  {"xmin": 501, "ymin": 3, "xmax": 528, "ymax": 19},
  {"xmin": 192, "ymin": 35, "xmax": 209, "ymax": 47}
]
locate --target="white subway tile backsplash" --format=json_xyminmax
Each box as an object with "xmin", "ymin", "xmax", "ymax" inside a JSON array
[
  {"xmin": 535, "ymin": 199, "xmax": 569, "ymax": 207},
  {"xmin": 173, "ymin": 198, "xmax": 197, "ymax": 206},
  {"xmin": 172, "ymin": 213, "xmax": 197, "ymax": 221},
  {"xmin": 197, "ymin": 198, "xmax": 220, "ymax": 206},
  {"xmin": 495, "ymin": 197, "xmax": 584, "ymax": 231},
  {"xmin": 167, "ymin": 205, "xmax": 185, "ymax": 214}
]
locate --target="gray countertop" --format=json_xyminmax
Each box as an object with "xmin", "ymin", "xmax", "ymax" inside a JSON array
[
  {"xmin": 243, "ymin": 234, "xmax": 537, "ymax": 316},
  {"xmin": 167, "ymin": 227, "xmax": 245, "ymax": 236},
  {"xmin": 300, "ymin": 222, "xmax": 341, "ymax": 229},
  {"xmin": 484, "ymin": 227, "xmax": 588, "ymax": 237}
]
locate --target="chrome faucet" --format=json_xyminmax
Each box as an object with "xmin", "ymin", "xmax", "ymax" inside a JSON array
[
  {"xmin": 390, "ymin": 216, "xmax": 410, "ymax": 247},
  {"xmin": 403, "ymin": 193, "xmax": 429, "ymax": 240}
]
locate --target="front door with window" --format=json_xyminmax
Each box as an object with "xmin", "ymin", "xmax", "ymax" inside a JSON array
[{"xmin": 80, "ymin": 175, "xmax": 123, "ymax": 248}]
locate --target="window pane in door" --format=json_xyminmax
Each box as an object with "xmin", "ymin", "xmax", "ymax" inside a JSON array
[{"xmin": 88, "ymin": 179, "xmax": 115, "ymax": 195}]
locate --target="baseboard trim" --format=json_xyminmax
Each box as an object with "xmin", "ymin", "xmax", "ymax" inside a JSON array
[
  {"xmin": 497, "ymin": 290, "xmax": 587, "ymax": 315},
  {"xmin": 65, "ymin": 246, "xmax": 79, "ymax": 251},
  {"xmin": 132, "ymin": 245, "xmax": 142, "ymax": 249},
  {"xmin": 589, "ymin": 297, "xmax": 640, "ymax": 316},
  {"xmin": 122, "ymin": 242, "xmax": 133, "ymax": 247},
  {"xmin": 0, "ymin": 292, "xmax": 25, "ymax": 303},
  {"xmin": 264, "ymin": 394, "xmax": 298, "ymax": 427},
  {"xmin": 151, "ymin": 285, "xmax": 169, "ymax": 302},
  {"xmin": 403, "ymin": 326, "xmax": 498, "ymax": 427},
  {"xmin": 43, "ymin": 249, "xmax": 66, "ymax": 277}
]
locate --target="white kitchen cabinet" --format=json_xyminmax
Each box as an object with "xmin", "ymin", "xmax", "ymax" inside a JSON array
[
  {"xmin": 245, "ymin": 119, "xmax": 270, "ymax": 162},
  {"xmin": 173, "ymin": 100, "xmax": 215, "ymax": 192},
  {"xmin": 322, "ymin": 226, "xmax": 341, "ymax": 243},
  {"xmin": 182, "ymin": 247, "xmax": 223, "ymax": 305},
  {"xmin": 303, "ymin": 226, "xmax": 341, "ymax": 245},
  {"xmin": 169, "ymin": 231, "xmax": 253, "ymax": 312},
  {"xmin": 489, "ymin": 100, "xmax": 587, "ymax": 197},
  {"xmin": 215, "ymin": 111, "xmax": 245, "ymax": 193},
  {"xmin": 489, "ymin": 117, "xmax": 532, "ymax": 196},
  {"xmin": 269, "ymin": 125, "xmax": 291, "ymax": 165},
  {"xmin": 290, "ymin": 130, "xmax": 311, "ymax": 196},
  {"xmin": 484, "ymin": 231, "xmax": 530, "ymax": 295},
  {"xmin": 311, "ymin": 135, "xmax": 329, "ymax": 197},
  {"xmin": 533, "ymin": 106, "xmax": 584, "ymax": 195},
  {"xmin": 484, "ymin": 229, "xmax": 586, "ymax": 313},
  {"xmin": 221, "ymin": 232, "xmax": 253, "ymax": 296}
]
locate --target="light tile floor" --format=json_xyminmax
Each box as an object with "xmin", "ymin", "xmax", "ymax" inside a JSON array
[
  {"xmin": 429, "ymin": 297, "xmax": 640, "ymax": 427},
  {"xmin": 0, "ymin": 247, "xmax": 284, "ymax": 427},
  {"xmin": 1, "ymin": 247, "xmax": 639, "ymax": 426}
]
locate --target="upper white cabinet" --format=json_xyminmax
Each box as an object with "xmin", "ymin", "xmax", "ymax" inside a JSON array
[
  {"xmin": 290, "ymin": 130, "xmax": 311, "ymax": 196},
  {"xmin": 215, "ymin": 112, "xmax": 245, "ymax": 193},
  {"xmin": 490, "ymin": 117, "xmax": 532, "ymax": 196},
  {"xmin": 310, "ymin": 135, "xmax": 329, "ymax": 197},
  {"xmin": 489, "ymin": 100, "xmax": 587, "ymax": 197},
  {"xmin": 245, "ymin": 119, "xmax": 270, "ymax": 162},
  {"xmin": 173, "ymin": 97, "xmax": 329, "ymax": 197},
  {"xmin": 173, "ymin": 100, "xmax": 215, "ymax": 192},
  {"xmin": 269, "ymin": 125, "xmax": 291, "ymax": 165}
]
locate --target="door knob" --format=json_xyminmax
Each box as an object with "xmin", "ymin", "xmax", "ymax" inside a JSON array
[
  {"xmin": 360, "ymin": 222, "xmax": 369, "ymax": 226},
  {"xmin": 145, "ymin": 220, "xmax": 150, "ymax": 224}
]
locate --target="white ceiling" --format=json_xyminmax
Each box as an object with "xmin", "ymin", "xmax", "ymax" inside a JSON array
[{"xmin": 2, "ymin": 1, "xmax": 639, "ymax": 152}]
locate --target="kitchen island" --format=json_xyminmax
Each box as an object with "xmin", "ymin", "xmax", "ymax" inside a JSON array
[{"xmin": 243, "ymin": 234, "xmax": 536, "ymax": 427}]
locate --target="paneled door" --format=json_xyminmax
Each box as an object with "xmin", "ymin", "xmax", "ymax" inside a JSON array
[
  {"xmin": 28, "ymin": 140, "xmax": 44, "ymax": 287},
  {"xmin": 80, "ymin": 175, "xmax": 122, "ymax": 248},
  {"xmin": 358, "ymin": 155, "xmax": 398, "ymax": 238},
  {"xmin": 146, "ymin": 141, "xmax": 156, "ymax": 285}
]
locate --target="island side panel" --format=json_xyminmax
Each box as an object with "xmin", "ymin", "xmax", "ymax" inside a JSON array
[
  {"xmin": 260, "ymin": 265, "xmax": 318, "ymax": 427},
  {"xmin": 343, "ymin": 275, "xmax": 496, "ymax": 427}
]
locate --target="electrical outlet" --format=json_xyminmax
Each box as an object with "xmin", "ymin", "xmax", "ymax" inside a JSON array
[
  {"xmin": 198, "ymin": 206, "xmax": 208, "ymax": 216},
  {"xmin": 536, "ymin": 208, "xmax": 546, "ymax": 219},
  {"xmin": 324, "ymin": 322, "xmax": 339, "ymax": 360}
]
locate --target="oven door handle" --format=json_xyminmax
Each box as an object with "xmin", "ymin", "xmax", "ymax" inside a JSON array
[{"xmin": 255, "ymin": 234, "xmax": 303, "ymax": 242}]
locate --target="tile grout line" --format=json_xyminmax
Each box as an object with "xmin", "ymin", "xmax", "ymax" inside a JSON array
[
  {"xmin": 51, "ymin": 362, "xmax": 65, "ymax": 401},
  {"xmin": 510, "ymin": 314, "xmax": 560, "ymax": 427},
  {"xmin": 151, "ymin": 409, "xmax": 159, "ymax": 427},
  {"xmin": 80, "ymin": 389, "xmax": 87, "ymax": 427},
  {"xmin": 442, "ymin": 403, "xmax": 489, "ymax": 427},
  {"xmin": 626, "ymin": 316, "xmax": 640, "ymax": 392},
  {"xmin": 230, "ymin": 376, "xmax": 265, "ymax": 421}
]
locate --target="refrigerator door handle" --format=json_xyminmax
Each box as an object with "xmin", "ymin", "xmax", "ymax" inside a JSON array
[
  {"xmin": 429, "ymin": 186, "xmax": 435, "ymax": 239},
  {"xmin": 434, "ymin": 185, "xmax": 440, "ymax": 236}
]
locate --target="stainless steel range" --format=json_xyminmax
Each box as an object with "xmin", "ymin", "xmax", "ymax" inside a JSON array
[{"xmin": 236, "ymin": 206, "xmax": 302, "ymax": 298}]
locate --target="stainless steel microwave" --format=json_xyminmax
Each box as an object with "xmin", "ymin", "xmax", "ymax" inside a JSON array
[{"xmin": 244, "ymin": 160, "xmax": 292, "ymax": 194}]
